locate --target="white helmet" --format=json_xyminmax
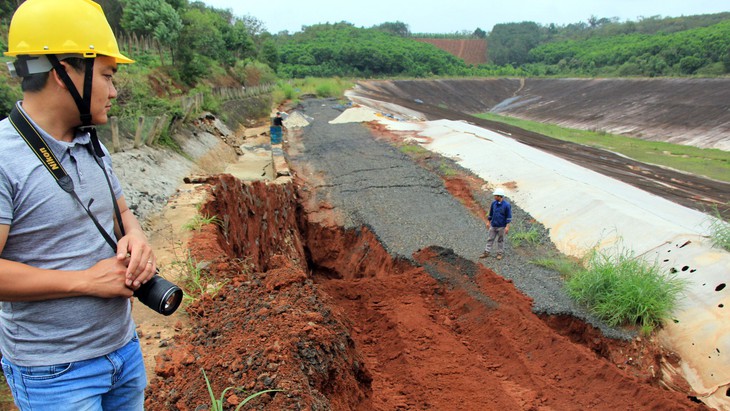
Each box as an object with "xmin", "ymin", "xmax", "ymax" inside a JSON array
[{"xmin": 493, "ymin": 188, "xmax": 506, "ymax": 197}]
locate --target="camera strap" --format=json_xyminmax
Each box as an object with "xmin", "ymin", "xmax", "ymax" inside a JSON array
[{"xmin": 8, "ymin": 103, "xmax": 124, "ymax": 252}]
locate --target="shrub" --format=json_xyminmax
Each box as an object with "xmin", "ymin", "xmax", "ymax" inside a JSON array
[
  {"xmin": 231, "ymin": 59, "xmax": 277, "ymax": 87},
  {"xmin": 508, "ymin": 220, "xmax": 542, "ymax": 247},
  {"xmin": 566, "ymin": 247, "xmax": 686, "ymax": 332}
]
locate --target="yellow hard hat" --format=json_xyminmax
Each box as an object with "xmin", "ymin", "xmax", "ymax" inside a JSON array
[{"xmin": 5, "ymin": 0, "xmax": 133, "ymax": 64}]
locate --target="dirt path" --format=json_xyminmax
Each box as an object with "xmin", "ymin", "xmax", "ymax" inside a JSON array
[{"xmin": 133, "ymin": 183, "xmax": 208, "ymax": 382}]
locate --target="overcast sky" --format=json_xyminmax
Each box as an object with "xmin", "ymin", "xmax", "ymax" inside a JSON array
[{"xmin": 200, "ymin": 0, "xmax": 728, "ymax": 34}]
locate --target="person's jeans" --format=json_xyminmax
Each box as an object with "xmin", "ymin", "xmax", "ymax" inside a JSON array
[
  {"xmin": 1, "ymin": 334, "xmax": 146, "ymax": 411},
  {"xmin": 485, "ymin": 226, "xmax": 506, "ymax": 254}
]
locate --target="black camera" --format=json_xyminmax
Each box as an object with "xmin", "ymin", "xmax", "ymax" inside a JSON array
[{"xmin": 134, "ymin": 274, "xmax": 183, "ymax": 316}]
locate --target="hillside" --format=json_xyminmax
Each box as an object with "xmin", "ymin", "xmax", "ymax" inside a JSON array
[{"xmin": 413, "ymin": 38, "xmax": 487, "ymax": 65}]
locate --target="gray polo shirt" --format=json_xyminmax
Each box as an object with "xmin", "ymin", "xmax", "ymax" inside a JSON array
[{"xmin": 0, "ymin": 104, "xmax": 135, "ymax": 366}]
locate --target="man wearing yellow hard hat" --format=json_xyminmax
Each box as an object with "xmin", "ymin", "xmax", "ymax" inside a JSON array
[{"xmin": 0, "ymin": 0, "xmax": 155, "ymax": 409}]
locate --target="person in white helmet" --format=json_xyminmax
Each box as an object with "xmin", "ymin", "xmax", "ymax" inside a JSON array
[
  {"xmin": 0, "ymin": 0, "xmax": 154, "ymax": 409},
  {"xmin": 479, "ymin": 188, "xmax": 512, "ymax": 260}
]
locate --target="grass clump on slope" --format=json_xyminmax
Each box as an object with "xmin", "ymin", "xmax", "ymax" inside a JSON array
[{"xmin": 565, "ymin": 247, "xmax": 687, "ymax": 334}]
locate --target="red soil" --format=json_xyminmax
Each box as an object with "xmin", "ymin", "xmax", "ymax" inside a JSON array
[
  {"xmin": 144, "ymin": 174, "xmax": 709, "ymax": 410},
  {"xmin": 414, "ymin": 38, "xmax": 487, "ymax": 65}
]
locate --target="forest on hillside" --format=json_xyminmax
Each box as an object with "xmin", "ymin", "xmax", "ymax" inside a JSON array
[
  {"xmin": 487, "ymin": 13, "xmax": 730, "ymax": 76},
  {"xmin": 0, "ymin": 0, "xmax": 729, "ymax": 118}
]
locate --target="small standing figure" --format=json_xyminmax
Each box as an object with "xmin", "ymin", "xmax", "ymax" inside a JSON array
[
  {"xmin": 273, "ymin": 111, "xmax": 284, "ymax": 127},
  {"xmin": 270, "ymin": 112, "xmax": 285, "ymax": 144},
  {"xmin": 479, "ymin": 188, "xmax": 512, "ymax": 260}
]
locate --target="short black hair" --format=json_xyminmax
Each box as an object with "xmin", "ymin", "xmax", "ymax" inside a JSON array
[{"xmin": 21, "ymin": 57, "xmax": 86, "ymax": 92}]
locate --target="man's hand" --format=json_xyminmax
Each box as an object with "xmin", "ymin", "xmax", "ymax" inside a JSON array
[
  {"xmin": 84, "ymin": 257, "xmax": 135, "ymax": 298},
  {"xmin": 116, "ymin": 229, "xmax": 156, "ymax": 289},
  {"xmin": 116, "ymin": 196, "xmax": 156, "ymax": 289}
]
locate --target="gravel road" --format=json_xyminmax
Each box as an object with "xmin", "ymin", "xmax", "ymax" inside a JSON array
[{"xmin": 290, "ymin": 98, "xmax": 631, "ymax": 340}]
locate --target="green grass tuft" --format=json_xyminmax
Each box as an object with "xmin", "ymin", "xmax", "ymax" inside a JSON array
[
  {"xmin": 400, "ymin": 143, "xmax": 430, "ymax": 157},
  {"xmin": 707, "ymin": 204, "xmax": 730, "ymax": 251},
  {"xmin": 182, "ymin": 214, "xmax": 222, "ymax": 232},
  {"xmin": 531, "ymin": 255, "xmax": 583, "ymax": 278},
  {"xmin": 509, "ymin": 220, "xmax": 543, "ymax": 247},
  {"xmin": 202, "ymin": 368, "xmax": 282, "ymax": 411},
  {"xmin": 565, "ymin": 248, "xmax": 687, "ymax": 331}
]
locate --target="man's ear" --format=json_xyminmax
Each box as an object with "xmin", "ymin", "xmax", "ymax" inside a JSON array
[
  {"xmin": 50, "ymin": 62, "xmax": 82, "ymax": 91},
  {"xmin": 49, "ymin": 67, "xmax": 69, "ymax": 90}
]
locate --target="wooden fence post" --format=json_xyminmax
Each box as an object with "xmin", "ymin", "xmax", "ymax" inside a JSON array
[
  {"xmin": 145, "ymin": 116, "xmax": 159, "ymax": 146},
  {"xmin": 148, "ymin": 114, "xmax": 168, "ymax": 146},
  {"xmin": 110, "ymin": 116, "xmax": 120, "ymax": 153},
  {"xmin": 133, "ymin": 116, "xmax": 145, "ymax": 148},
  {"xmin": 156, "ymin": 114, "xmax": 169, "ymax": 144}
]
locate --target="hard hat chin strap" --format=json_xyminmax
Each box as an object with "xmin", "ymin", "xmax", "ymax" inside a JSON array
[{"xmin": 46, "ymin": 54, "xmax": 105, "ymax": 157}]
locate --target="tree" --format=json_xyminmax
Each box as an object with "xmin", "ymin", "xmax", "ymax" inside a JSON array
[
  {"xmin": 121, "ymin": 0, "xmax": 182, "ymax": 64},
  {"xmin": 225, "ymin": 19, "xmax": 257, "ymax": 63},
  {"xmin": 241, "ymin": 14, "xmax": 268, "ymax": 38},
  {"xmin": 488, "ymin": 22, "xmax": 543, "ymax": 65},
  {"xmin": 164, "ymin": 0, "xmax": 187, "ymax": 9},
  {"xmin": 473, "ymin": 28, "xmax": 487, "ymax": 39},
  {"xmin": 175, "ymin": 7, "xmax": 228, "ymax": 84},
  {"xmin": 373, "ymin": 21, "xmax": 410, "ymax": 37},
  {"xmin": 0, "ymin": 0, "xmax": 22, "ymax": 20},
  {"xmin": 679, "ymin": 55, "xmax": 704, "ymax": 74},
  {"xmin": 260, "ymin": 39, "xmax": 279, "ymax": 71}
]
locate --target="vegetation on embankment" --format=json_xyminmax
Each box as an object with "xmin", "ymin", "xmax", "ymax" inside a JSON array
[
  {"xmin": 476, "ymin": 113, "xmax": 730, "ymax": 183},
  {"xmin": 487, "ymin": 13, "xmax": 730, "ymax": 76}
]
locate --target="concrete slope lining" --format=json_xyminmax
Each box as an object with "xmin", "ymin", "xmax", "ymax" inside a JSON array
[
  {"xmin": 354, "ymin": 78, "xmax": 730, "ymax": 151},
  {"xmin": 347, "ymin": 85, "xmax": 730, "ymax": 221}
]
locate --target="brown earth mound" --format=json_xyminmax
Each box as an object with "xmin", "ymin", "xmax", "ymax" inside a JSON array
[
  {"xmin": 414, "ymin": 38, "xmax": 488, "ymax": 65},
  {"xmin": 145, "ymin": 173, "xmax": 709, "ymax": 410}
]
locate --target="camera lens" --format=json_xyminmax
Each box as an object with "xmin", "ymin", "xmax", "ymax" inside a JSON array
[
  {"xmin": 134, "ymin": 275, "xmax": 183, "ymax": 316},
  {"xmin": 159, "ymin": 286, "xmax": 183, "ymax": 315}
]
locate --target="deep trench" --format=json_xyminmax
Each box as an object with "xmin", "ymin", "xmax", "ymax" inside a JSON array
[
  {"xmin": 148, "ymin": 175, "xmax": 702, "ymax": 410},
  {"xmin": 304, "ymin": 213, "xmax": 625, "ymax": 369},
  {"xmin": 292, "ymin": 184, "xmax": 708, "ymax": 411},
  {"xmin": 144, "ymin": 171, "xmax": 709, "ymax": 410}
]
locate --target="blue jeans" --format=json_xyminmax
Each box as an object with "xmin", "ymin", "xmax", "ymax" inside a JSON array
[{"xmin": 1, "ymin": 335, "xmax": 146, "ymax": 411}]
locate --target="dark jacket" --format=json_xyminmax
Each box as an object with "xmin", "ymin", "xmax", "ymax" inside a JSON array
[{"xmin": 488, "ymin": 200, "xmax": 512, "ymax": 227}]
